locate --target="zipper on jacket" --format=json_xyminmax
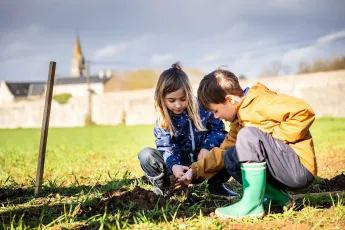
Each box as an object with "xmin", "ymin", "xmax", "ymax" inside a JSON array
[
  {"xmin": 275, "ymin": 140, "xmax": 283, "ymax": 151},
  {"xmin": 188, "ymin": 119, "xmax": 196, "ymax": 163}
]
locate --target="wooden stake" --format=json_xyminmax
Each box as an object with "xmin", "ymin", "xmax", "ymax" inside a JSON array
[{"xmin": 34, "ymin": 61, "xmax": 56, "ymax": 195}]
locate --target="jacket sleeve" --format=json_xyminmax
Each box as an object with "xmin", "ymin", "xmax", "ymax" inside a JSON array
[
  {"xmin": 220, "ymin": 120, "xmax": 240, "ymax": 150},
  {"xmin": 261, "ymin": 95, "xmax": 315, "ymax": 143},
  {"xmin": 191, "ymin": 120, "xmax": 241, "ymax": 180},
  {"xmin": 200, "ymin": 112, "xmax": 228, "ymax": 150},
  {"xmin": 154, "ymin": 123, "xmax": 182, "ymax": 175}
]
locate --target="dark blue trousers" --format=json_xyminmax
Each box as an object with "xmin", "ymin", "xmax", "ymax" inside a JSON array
[{"xmin": 138, "ymin": 147, "xmax": 230, "ymax": 187}]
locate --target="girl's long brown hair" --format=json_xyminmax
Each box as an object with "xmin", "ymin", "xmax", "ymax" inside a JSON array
[{"xmin": 154, "ymin": 62, "xmax": 206, "ymax": 136}]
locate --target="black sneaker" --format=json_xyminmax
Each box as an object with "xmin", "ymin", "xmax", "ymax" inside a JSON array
[
  {"xmin": 147, "ymin": 173, "xmax": 170, "ymax": 197},
  {"xmin": 208, "ymin": 184, "xmax": 240, "ymax": 200},
  {"xmin": 152, "ymin": 186, "xmax": 169, "ymax": 197}
]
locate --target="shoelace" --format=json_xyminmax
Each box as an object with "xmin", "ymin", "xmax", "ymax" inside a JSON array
[
  {"xmin": 146, "ymin": 173, "xmax": 165, "ymax": 195},
  {"xmin": 148, "ymin": 177, "xmax": 160, "ymax": 188}
]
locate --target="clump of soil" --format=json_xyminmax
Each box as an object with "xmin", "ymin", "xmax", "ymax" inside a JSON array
[
  {"xmin": 0, "ymin": 188, "xmax": 26, "ymax": 202},
  {"xmin": 75, "ymin": 176, "xmax": 191, "ymax": 217},
  {"xmin": 325, "ymin": 173, "xmax": 345, "ymax": 189},
  {"xmin": 299, "ymin": 173, "xmax": 345, "ymax": 193},
  {"xmin": 74, "ymin": 186, "xmax": 164, "ymax": 217}
]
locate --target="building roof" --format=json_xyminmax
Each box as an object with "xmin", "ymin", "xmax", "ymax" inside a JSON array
[
  {"xmin": 29, "ymin": 83, "xmax": 45, "ymax": 96},
  {"xmin": 3, "ymin": 75, "xmax": 109, "ymax": 97},
  {"xmin": 6, "ymin": 82, "xmax": 30, "ymax": 96},
  {"xmin": 54, "ymin": 76, "xmax": 110, "ymax": 85},
  {"xmin": 5, "ymin": 81, "xmax": 45, "ymax": 97}
]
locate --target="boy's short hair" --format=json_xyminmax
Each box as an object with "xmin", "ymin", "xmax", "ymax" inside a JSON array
[{"xmin": 197, "ymin": 69, "xmax": 244, "ymax": 110}]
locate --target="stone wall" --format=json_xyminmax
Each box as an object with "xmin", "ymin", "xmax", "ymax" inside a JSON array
[
  {"xmin": 0, "ymin": 70, "xmax": 344, "ymax": 128},
  {"xmin": 53, "ymin": 82, "xmax": 104, "ymax": 96}
]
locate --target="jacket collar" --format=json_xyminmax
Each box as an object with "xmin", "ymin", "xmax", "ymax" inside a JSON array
[
  {"xmin": 236, "ymin": 82, "xmax": 275, "ymax": 110},
  {"xmin": 168, "ymin": 109, "xmax": 188, "ymax": 120}
]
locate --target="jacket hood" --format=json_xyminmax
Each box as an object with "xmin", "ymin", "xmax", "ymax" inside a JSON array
[{"xmin": 237, "ymin": 82, "xmax": 277, "ymax": 110}]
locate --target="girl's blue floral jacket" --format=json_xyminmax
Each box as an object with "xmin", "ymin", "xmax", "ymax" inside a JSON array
[{"xmin": 153, "ymin": 108, "xmax": 228, "ymax": 175}]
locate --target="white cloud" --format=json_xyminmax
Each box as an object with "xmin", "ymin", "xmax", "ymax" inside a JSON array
[
  {"xmin": 252, "ymin": 39, "xmax": 274, "ymax": 48},
  {"xmin": 200, "ymin": 53, "xmax": 222, "ymax": 63},
  {"xmin": 0, "ymin": 23, "xmax": 47, "ymax": 63},
  {"xmin": 93, "ymin": 43, "xmax": 128, "ymax": 59},
  {"xmin": 1, "ymin": 23, "xmax": 44, "ymax": 42},
  {"xmin": 150, "ymin": 54, "xmax": 174, "ymax": 64},
  {"xmin": 1, "ymin": 1, "xmax": 345, "ymax": 81},
  {"xmin": 26, "ymin": 23, "xmax": 44, "ymax": 35},
  {"xmin": 282, "ymin": 46, "xmax": 318, "ymax": 64},
  {"xmin": 0, "ymin": 23, "xmax": 44, "ymax": 59},
  {"xmin": 317, "ymin": 29, "xmax": 345, "ymax": 45},
  {"xmin": 2, "ymin": 41, "xmax": 31, "ymax": 57},
  {"xmin": 27, "ymin": 55, "xmax": 50, "ymax": 78},
  {"xmin": 281, "ymin": 29, "xmax": 345, "ymax": 65},
  {"xmin": 211, "ymin": 21, "xmax": 248, "ymax": 42},
  {"xmin": 196, "ymin": 28, "xmax": 345, "ymax": 79},
  {"xmin": 224, "ymin": 21, "xmax": 248, "ymax": 37},
  {"xmin": 92, "ymin": 33, "xmax": 158, "ymax": 61}
]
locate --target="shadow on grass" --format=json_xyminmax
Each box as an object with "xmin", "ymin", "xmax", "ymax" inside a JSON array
[
  {"xmin": 0, "ymin": 175, "xmax": 144, "ymax": 205},
  {"xmin": 1, "ymin": 174, "xmax": 345, "ymax": 228},
  {"xmin": 0, "ymin": 176, "xmax": 210, "ymax": 228}
]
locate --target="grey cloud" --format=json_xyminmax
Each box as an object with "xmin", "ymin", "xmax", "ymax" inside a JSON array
[{"xmin": 0, "ymin": 0, "xmax": 345, "ymax": 81}]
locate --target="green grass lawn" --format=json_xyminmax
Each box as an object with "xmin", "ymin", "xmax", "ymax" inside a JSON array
[{"xmin": 0, "ymin": 118, "xmax": 345, "ymax": 229}]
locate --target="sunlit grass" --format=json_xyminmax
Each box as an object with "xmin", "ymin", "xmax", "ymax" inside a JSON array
[{"xmin": 0, "ymin": 118, "xmax": 345, "ymax": 229}]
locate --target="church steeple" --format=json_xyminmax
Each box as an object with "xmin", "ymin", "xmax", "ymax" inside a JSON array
[
  {"xmin": 71, "ymin": 35, "xmax": 87, "ymax": 77},
  {"xmin": 74, "ymin": 36, "xmax": 82, "ymax": 59}
]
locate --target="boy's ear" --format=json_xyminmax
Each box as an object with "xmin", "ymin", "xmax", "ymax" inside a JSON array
[{"xmin": 225, "ymin": 95, "xmax": 235, "ymax": 104}]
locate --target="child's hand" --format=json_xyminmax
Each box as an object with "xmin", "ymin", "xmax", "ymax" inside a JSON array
[
  {"xmin": 197, "ymin": 148, "xmax": 209, "ymax": 160},
  {"xmin": 178, "ymin": 169, "xmax": 193, "ymax": 185},
  {"xmin": 172, "ymin": 164, "xmax": 190, "ymax": 179}
]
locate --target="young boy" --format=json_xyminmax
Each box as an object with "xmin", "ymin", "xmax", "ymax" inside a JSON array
[{"xmin": 178, "ymin": 69, "xmax": 316, "ymax": 219}]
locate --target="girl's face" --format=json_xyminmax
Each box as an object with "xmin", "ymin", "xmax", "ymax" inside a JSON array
[{"xmin": 164, "ymin": 88, "xmax": 188, "ymax": 114}]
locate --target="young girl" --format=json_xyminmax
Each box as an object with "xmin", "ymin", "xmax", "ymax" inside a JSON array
[{"xmin": 138, "ymin": 62, "xmax": 239, "ymax": 198}]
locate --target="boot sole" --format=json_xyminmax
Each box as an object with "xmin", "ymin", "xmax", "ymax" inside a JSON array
[{"xmin": 215, "ymin": 209, "xmax": 265, "ymax": 219}]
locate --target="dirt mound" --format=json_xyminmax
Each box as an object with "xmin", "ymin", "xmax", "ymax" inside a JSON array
[
  {"xmin": 74, "ymin": 186, "xmax": 166, "ymax": 217},
  {"xmin": 0, "ymin": 188, "xmax": 26, "ymax": 202},
  {"xmin": 103, "ymin": 186, "xmax": 170, "ymax": 209},
  {"xmin": 298, "ymin": 173, "xmax": 345, "ymax": 194},
  {"xmin": 314, "ymin": 173, "xmax": 345, "ymax": 191},
  {"xmin": 75, "ymin": 177, "xmax": 191, "ymax": 217},
  {"xmin": 326, "ymin": 173, "xmax": 345, "ymax": 189}
]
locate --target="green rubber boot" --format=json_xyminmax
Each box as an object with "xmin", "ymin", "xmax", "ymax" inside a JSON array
[
  {"xmin": 215, "ymin": 162, "xmax": 266, "ymax": 219},
  {"xmin": 264, "ymin": 183, "xmax": 295, "ymax": 208}
]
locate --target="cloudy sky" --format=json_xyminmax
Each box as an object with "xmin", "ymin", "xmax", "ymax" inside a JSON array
[{"xmin": 1, "ymin": 0, "xmax": 344, "ymax": 82}]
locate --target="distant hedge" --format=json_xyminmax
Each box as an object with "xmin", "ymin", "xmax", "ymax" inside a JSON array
[
  {"xmin": 298, "ymin": 56, "xmax": 345, "ymax": 74},
  {"xmin": 53, "ymin": 93, "xmax": 72, "ymax": 104}
]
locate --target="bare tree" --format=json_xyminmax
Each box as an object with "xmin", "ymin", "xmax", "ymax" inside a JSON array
[{"xmin": 258, "ymin": 61, "xmax": 291, "ymax": 78}]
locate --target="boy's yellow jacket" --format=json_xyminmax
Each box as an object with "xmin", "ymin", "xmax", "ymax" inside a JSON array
[{"xmin": 191, "ymin": 82, "xmax": 317, "ymax": 180}]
